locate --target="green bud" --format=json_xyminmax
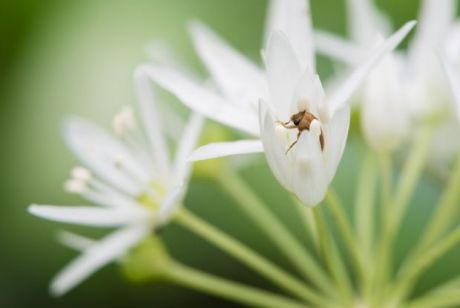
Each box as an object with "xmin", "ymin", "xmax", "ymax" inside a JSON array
[{"xmin": 120, "ymin": 235, "xmax": 170, "ymax": 283}]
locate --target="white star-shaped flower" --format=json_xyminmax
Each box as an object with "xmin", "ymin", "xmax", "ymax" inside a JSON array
[
  {"xmin": 142, "ymin": 0, "xmax": 414, "ymax": 206},
  {"xmin": 28, "ymin": 68, "xmax": 203, "ymax": 296}
]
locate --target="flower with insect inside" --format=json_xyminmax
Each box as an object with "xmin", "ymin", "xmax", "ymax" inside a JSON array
[
  {"xmin": 28, "ymin": 68, "xmax": 203, "ymax": 296},
  {"xmin": 142, "ymin": 0, "xmax": 415, "ymax": 206}
]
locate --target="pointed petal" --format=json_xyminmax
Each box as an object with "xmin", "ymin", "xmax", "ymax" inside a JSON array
[
  {"xmin": 57, "ymin": 231, "xmax": 96, "ymax": 251},
  {"xmin": 265, "ymin": 0, "xmax": 315, "ymax": 70},
  {"xmin": 441, "ymin": 57, "xmax": 460, "ymax": 125},
  {"xmin": 409, "ymin": 0, "xmax": 457, "ymax": 65},
  {"xmin": 322, "ymin": 106, "xmax": 350, "ymax": 182},
  {"xmin": 29, "ymin": 205, "xmax": 147, "ymax": 227},
  {"xmin": 292, "ymin": 130, "xmax": 329, "ymax": 207},
  {"xmin": 346, "ymin": 0, "xmax": 392, "ymax": 43},
  {"xmin": 189, "ymin": 140, "xmax": 263, "ymax": 162},
  {"xmin": 189, "ymin": 21, "xmax": 266, "ymax": 103},
  {"xmin": 63, "ymin": 117, "xmax": 147, "ymax": 196},
  {"xmin": 173, "ymin": 112, "xmax": 204, "ymax": 183},
  {"xmin": 314, "ymin": 30, "xmax": 366, "ymax": 64},
  {"xmin": 259, "ymin": 104, "xmax": 292, "ymax": 189},
  {"xmin": 159, "ymin": 184, "xmax": 185, "ymax": 223},
  {"xmin": 134, "ymin": 65, "xmax": 172, "ymax": 176},
  {"xmin": 145, "ymin": 65, "xmax": 260, "ymax": 136},
  {"xmin": 51, "ymin": 225, "xmax": 149, "ymax": 296},
  {"xmin": 327, "ymin": 21, "xmax": 416, "ymax": 115},
  {"xmin": 265, "ymin": 32, "xmax": 303, "ymax": 120}
]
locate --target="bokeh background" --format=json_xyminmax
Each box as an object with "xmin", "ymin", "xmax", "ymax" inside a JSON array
[{"xmin": 1, "ymin": 0, "xmax": 459, "ymax": 307}]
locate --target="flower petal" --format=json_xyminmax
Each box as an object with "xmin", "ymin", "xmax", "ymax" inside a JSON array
[
  {"xmin": 264, "ymin": 0, "xmax": 315, "ymax": 70},
  {"xmin": 29, "ymin": 205, "xmax": 148, "ymax": 227},
  {"xmin": 189, "ymin": 140, "xmax": 264, "ymax": 161},
  {"xmin": 189, "ymin": 21, "xmax": 266, "ymax": 104},
  {"xmin": 441, "ymin": 57, "xmax": 460, "ymax": 125},
  {"xmin": 314, "ymin": 30, "xmax": 366, "ymax": 64},
  {"xmin": 346, "ymin": 0, "xmax": 392, "ymax": 44},
  {"xmin": 327, "ymin": 20, "xmax": 416, "ymax": 115},
  {"xmin": 134, "ymin": 65, "xmax": 172, "ymax": 177},
  {"xmin": 57, "ymin": 231, "xmax": 96, "ymax": 251},
  {"xmin": 50, "ymin": 225, "xmax": 149, "ymax": 296},
  {"xmin": 409, "ymin": 0, "xmax": 457, "ymax": 66},
  {"xmin": 265, "ymin": 32, "xmax": 303, "ymax": 120},
  {"xmin": 322, "ymin": 105, "xmax": 350, "ymax": 182},
  {"xmin": 159, "ymin": 184, "xmax": 185, "ymax": 223},
  {"xmin": 63, "ymin": 117, "xmax": 147, "ymax": 196},
  {"xmin": 292, "ymin": 129, "xmax": 329, "ymax": 207},
  {"xmin": 259, "ymin": 103, "xmax": 292, "ymax": 189},
  {"xmin": 173, "ymin": 112, "xmax": 204, "ymax": 183},
  {"xmin": 145, "ymin": 65, "xmax": 260, "ymax": 136}
]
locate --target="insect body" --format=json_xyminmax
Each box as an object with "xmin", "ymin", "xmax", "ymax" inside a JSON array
[{"xmin": 277, "ymin": 110, "xmax": 325, "ymax": 154}]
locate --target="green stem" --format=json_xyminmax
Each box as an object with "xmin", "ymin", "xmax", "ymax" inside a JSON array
[
  {"xmin": 407, "ymin": 277, "xmax": 460, "ymax": 308},
  {"xmin": 218, "ymin": 167, "xmax": 334, "ymax": 295},
  {"xmin": 354, "ymin": 151, "xmax": 378, "ymax": 301},
  {"xmin": 294, "ymin": 197, "xmax": 320, "ymax": 251},
  {"xmin": 174, "ymin": 208, "xmax": 328, "ymax": 306},
  {"xmin": 326, "ymin": 191, "xmax": 364, "ymax": 281},
  {"xmin": 390, "ymin": 225, "xmax": 460, "ymax": 304},
  {"xmin": 313, "ymin": 206, "xmax": 354, "ymax": 307},
  {"xmin": 374, "ymin": 125, "xmax": 433, "ymax": 301},
  {"xmin": 166, "ymin": 260, "xmax": 308, "ymax": 308},
  {"xmin": 417, "ymin": 156, "xmax": 460, "ymax": 250}
]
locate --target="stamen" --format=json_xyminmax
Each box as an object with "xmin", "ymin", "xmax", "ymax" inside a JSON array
[
  {"xmin": 64, "ymin": 179, "xmax": 88, "ymax": 194},
  {"xmin": 71, "ymin": 166, "xmax": 92, "ymax": 182},
  {"xmin": 112, "ymin": 106, "xmax": 136, "ymax": 136}
]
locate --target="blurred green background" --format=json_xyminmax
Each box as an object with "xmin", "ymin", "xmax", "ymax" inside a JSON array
[{"xmin": 0, "ymin": 0, "xmax": 458, "ymax": 307}]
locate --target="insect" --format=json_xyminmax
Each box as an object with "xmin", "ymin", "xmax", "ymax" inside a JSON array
[{"xmin": 277, "ymin": 110, "xmax": 325, "ymax": 154}]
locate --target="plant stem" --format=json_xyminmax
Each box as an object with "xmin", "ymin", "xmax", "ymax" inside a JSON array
[
  {"xmin": 294, "ymin": 197, "xmax": 320, "ymax": 251},
  {"xmin": 406, "ymin": 277, "xmax": 460, "ymax": 308},
  {"xmin": 166, "ymin": 260, "xmax": 308, "ymax": 308},
  {"xmin": 390, "ymin": 225, "xmax": 460, "ymax": 304},
  {"xmin": 326, "ymin": 191, "xmax": 364, "ymax": 281},
  {"xmin": 417, "ymin": 156, "xmax": 460, "ymax": 250},
  {"xmin": 373, "ymin": 125, "xmax": 433, "ymax": 302},
  {"xmin": 218, "ymin": 167, "xmax": 334, "ymax": 295},
  {"xmin": 313, "ymin": 206, "xmax": 354, "ymax": 307},
  {"xmin": 354, "ymin": 151, "xmax": 378, "ymax": 300},
  {"xmin": 174, "ymin": 208, "xmax": 328, "ymax": 306}
]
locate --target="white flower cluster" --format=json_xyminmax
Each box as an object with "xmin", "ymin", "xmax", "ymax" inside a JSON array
[{"xmin": 29, "ymin": 0, "xmax": 460, "ymax": 298}]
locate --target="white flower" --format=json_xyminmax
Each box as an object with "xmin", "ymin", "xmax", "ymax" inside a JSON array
[
  {"xmin": 316, "ymin": 0, "xmax": 458, "ymax": 152},
  {"xmin": 28, "ymin": 68, "xmax": 203, "ymax": 296},
  {"xmin": 142, "ymin": 0, "xmax": 414, "ymax": 206}
]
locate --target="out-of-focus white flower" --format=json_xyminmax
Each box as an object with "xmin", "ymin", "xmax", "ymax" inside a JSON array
[
  {"xmin": 316, "ymin": 0, "xmax": 458, "ymax": 152},
  {"xmin": 143, "ymin": 0, "xmax": 414, "ymax": 206},
  {"xmin": 28, "ymin": 69, "xmax": 203, "ymax": 296}
]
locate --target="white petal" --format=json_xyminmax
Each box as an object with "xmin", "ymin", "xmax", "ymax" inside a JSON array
[
  {"xmin": 159, "ymin": 184, "xmax": 185, "ymax": 223},
  {"xmin": 327, "ymin": 21, "xmax": 416, "ymax": 115},
  {"xmin": 264, "ymin": 0, "xmax": 315, "ymax": 70},
  {"xmin": 189, "ymin": 21, "xmax": 266, "ymax": 104},
  {"xmin": 322, "ymin": 106, "xmax": 350, "ymax": 182},
  {"xmin": 346, "ymin": 0, "xmax": 392, "ymax": 44},
  {"xmin": 134, "ymin": 65, "xmax": 172, "ymax": 176},
  {"xmin": 57, "ymin": 231, "xmax": 96, "ymax": 251},
  {"xmin": 409, "ymin": 0, "xmax": 457, "ymax": 66},
  {"xmin": 29, "ymin": 205, "xmax": 148, "ymax": 227},
  {"xmin": 265, "ymin": 32, "xmax": 303, "ymax": 120},
  {"xmin": 314, "ymin": 30, "xmax": 366, "ymax": 64},
  {"xmin": 51, "ymin": 225, "xmax": 149, "ymax": 296},
  {"xmin": 292, "ymin": 130, "xmax": 329, "ymax": 207},
  {"xmin": 189, "ymin": 140, "xmax": 264, "ymax": 161},
  {"xmin": 259, "ymin": 104, "xmax": 292, "ymax": 189},
  {"xmin": 441, "ymin": 57, "xmax": 460, "ymax": 125},
  {"xmin": 63, "ymin": 117, "xmax": 147, "ymax": 196},
  {"xmin": 145, "ymin": 65, "xmax": 260, "ymax": 136},
  {"xmin": 173, "ymin": 112, "xmax": 204, "ymax": 183}
]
